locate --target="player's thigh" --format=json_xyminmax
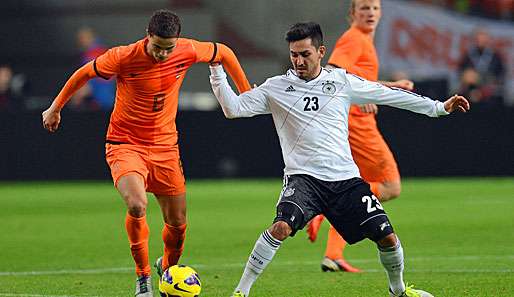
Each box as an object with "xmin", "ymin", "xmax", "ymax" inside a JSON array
[
  {"xmin": 273, "ymin": 175, "xmax": 323, "ymax": 237},
  {"xmin": 324, "ymin": 179, "xmax": 394, "ymax": 244},
  {"xmin": 147, "ymin": 145, "xmax": 186, "ymax": 196},
  {"xmin": 105, "ymin": 144, "xmax": 149, "ymax": 204},
  {"xmin": 349, "ymin": 120, "xmax": 400, "ymax": 183}
]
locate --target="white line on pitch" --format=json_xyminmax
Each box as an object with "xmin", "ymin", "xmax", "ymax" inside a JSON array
[
  {"xmin": 0, "ymin": 293, "xmax": 99, "ymax": 297},
  {"xmin": 1, "ymin": 255, "xmax": 512, "ymax": 276}
]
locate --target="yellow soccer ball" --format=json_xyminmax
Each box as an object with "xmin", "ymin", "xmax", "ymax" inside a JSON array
[{"xmin": 159, "ymin": 265, "xmax": 201, "ymax": 297}]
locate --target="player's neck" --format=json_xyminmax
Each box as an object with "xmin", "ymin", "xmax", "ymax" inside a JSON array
[
  {"xmin": 352, "ymin": 24, "xmax": 376, "ymax": 38},
  {"xmin": 301, "ymin": 67, "xmax": 322, "ymax": 82}
]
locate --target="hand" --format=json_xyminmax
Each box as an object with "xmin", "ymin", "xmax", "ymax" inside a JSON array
[
  {"xmin": 444, "ymin": 95, "xmax": 470, "ymax": 113},
  {"xmin": 42, "ymin": 106, "xmax": 61, "ymax": 132},
  {"xmin": 390, "ymin": 79, "xmax": 414, "ymax": 91},
  {"xmin": 358, "ymin": 104, "xmax": 378, "ymax": 114}
]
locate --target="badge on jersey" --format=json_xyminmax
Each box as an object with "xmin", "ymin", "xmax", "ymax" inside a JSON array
[
  {"xmin": 322, "ymin": 81, "xmax": 336, "ymax": 95},
  {"xmin": 283, "ymin": 187, "xmax": 295, "ymax": 197}
]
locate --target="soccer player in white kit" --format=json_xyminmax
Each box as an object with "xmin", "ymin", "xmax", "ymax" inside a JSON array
[{"xmin": 209, "ymin": 22, "xmax": 469, "ymax": 297}]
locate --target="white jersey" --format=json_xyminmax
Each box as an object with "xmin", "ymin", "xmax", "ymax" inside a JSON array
[{"xmin": 210, "ymin": 65, "xmax": 448, "ymax": 181}]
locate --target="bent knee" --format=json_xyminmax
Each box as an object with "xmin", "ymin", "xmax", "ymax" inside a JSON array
[
  {"xmin": 268, "ymin": 221, "xmax": 292, "ymax": 241},
  {"xmin": 376, "ymin": 233, "xmax": 398, "ymax": 248},
  {"xmin": 167, "ymin": 212, "xmax": 187, "ymax": 226},
  {"xmin": 125, "ymin": 197, "xmax": 148, "ymax": 217},
  {"xmin": 381, "ymin": 182, "xmax": 401, "ymax": 201}
]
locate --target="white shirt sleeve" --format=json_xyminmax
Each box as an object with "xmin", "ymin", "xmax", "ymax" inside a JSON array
[
  {"xmin": 209, "ymin": 65, "xmax": 270, "ymax": 118},
  {"xmin": 344, "ymin": 73, "xmax": 449, "ymax": 117}
]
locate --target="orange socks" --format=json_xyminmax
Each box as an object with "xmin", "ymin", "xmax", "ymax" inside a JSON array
[
  {"xmin": 125, "ymin": 213, "xmax": 151, "ymax": 276},
  {"xmin": 162, "ymin": 223, "xmax": 187, "ymax": 270},
  {"xmin": 324, "ymin": 225, "xmax": 347, "ymax": 260}
]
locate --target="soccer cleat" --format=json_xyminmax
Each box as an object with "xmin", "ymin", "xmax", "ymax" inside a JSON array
[
  {"xmin": 389, "ymin": 284, "xmax": 434, "ymax": 297},
  {"xmin": 135, "ymin": 275, "xmax": 153, "ymax": 297},
  {"xmin": 231, "ymin": 291, "xmax": 246, "ymax": 297},
  {"xmin": 154, "ymin": 256, "xmax": 164, "ymax": 278},
  {"xmin": 321, "ymin": 257, "xmax": 362, "ymax": 273},
  {"xmin": 306, "ymin": 215, "xmax": 324, "ymax": 242}
]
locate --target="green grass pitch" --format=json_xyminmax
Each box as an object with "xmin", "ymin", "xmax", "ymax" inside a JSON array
[{"xmin": 1, "ymin": 178, "xmax": 513, "ymax": 296}]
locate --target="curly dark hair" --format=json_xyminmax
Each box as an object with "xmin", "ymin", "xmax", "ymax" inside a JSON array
[
  {"xmin": 285, "ymin": 22, "xmax": 324, "ymax": 48},
  {"xmin": 147, "ymin": 9, "xmax": 181, "ymax": 38}
]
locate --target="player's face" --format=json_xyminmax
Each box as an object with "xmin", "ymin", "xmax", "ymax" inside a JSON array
[
  {"xmin": 147, "ymin": 34, "xmax": 178, "ymax": 62},
  {"xmin": 352, "ymin": 0, "xmax": 381, "ymax": 33},
  {"xmin": 289, "ymin": 38, "xmax": 326, "ymax": 81}
]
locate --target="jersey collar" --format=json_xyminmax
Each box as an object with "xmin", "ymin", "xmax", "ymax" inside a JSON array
[{"xmin": 287, "ymin": 68, "xmax": 329, "ymax": 84}]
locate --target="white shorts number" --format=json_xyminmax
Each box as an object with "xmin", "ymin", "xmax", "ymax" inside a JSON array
[{"xmin": 362, "ymin": 195, "xmax": 384, "ymax": 213}]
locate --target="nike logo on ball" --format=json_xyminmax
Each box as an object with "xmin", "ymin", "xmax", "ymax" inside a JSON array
[{"xmin": 174, "ymin": 283, "xmax": 192, "ymax": 293}]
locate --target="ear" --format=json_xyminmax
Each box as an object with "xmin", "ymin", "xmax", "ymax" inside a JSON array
[{"xmin": 318, "ymin": 45, "xmax": 327, "ymax": 59}]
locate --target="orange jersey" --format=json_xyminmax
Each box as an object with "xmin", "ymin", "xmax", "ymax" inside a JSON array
[
  {"xmin": 328, "ymin": 25, "xmax": 379, "ymax": 117},
  {"xmin": 92, "ymin": 37, "xmax": 250, "ymax": 146}
]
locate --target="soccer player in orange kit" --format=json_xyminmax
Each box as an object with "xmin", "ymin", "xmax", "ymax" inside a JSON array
[
  {"xmin": 307, "ymin": 0, "xmax": 416, "ymax": 273},
  {"xmin": 42, "ymin": 10, "xmax": 250, "ymax": 296}
]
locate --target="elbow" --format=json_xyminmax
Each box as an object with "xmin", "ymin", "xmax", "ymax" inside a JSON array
[
  {"xmin": 217, "ymin": 43, "xmax": 236, "ymax": 62},
  {"xmin": 223, "ymin": 110, "xmax": 238, "ymax": 119},
  {"xmin": 220, "ymin": 106, "xmax": 240, "ymax": 119}
]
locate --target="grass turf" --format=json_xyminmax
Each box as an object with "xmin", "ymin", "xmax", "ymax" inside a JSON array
[{"xmin": 0, "ymin": 178, "xmax": 513, "ymax": 296}]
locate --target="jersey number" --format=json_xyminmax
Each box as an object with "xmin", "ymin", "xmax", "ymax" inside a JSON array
[
  {"xmin": 303, "ymin": 96, "xmax": 319, "ymax": 111},
  {"xmin": 362, "ymin": 195, "xmax": 384, "ymax": 213},
  {"xmin": 153, "ymin": 94, "xmax": 165, "ymax": 112}
]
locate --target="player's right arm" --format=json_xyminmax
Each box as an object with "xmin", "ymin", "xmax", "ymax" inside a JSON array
[
  {"xmin": 209, "ymin": 64, "xmax": 269, "ymax": 119},
  {"xmin": 42, "ymin": 47, "xmax": 120, "ymax": 132},
  {"xmin": 42, "ymin": 62, "xmax": 97, "ymax": 132}
]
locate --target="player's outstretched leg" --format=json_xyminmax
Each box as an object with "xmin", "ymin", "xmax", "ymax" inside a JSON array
[
  {"xmin": 306, "ymin": 214, "xmax": 324, "ymax": 242},
  {"xmin": 232, "ymin": 223, "xmax": 287, "ymax": 297},
  {"xmin": 378, "ymin": 234, "xmax": 433, "ymax": 297}
]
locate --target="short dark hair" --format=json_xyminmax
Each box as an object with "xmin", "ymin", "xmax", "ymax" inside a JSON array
[
  {"xmin": 285, "ymin": 22, "xmax": 324, "ymax": 48},
  {"xmin": 147, "ymin": 9, "xmax": 181, "ymax": 38}
]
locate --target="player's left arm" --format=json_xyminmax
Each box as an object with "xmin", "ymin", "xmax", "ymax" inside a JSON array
[
  {"xmin": 379, "ymin": 79, "xmax": 414, "ymax": 91},
  {"xmin": 193, "ymin": 40, "xmax": 251, "ymax": 94},
  {"xmin": 345, "ymin": 73, "xmax": 470, "ymax": 116},
  {"xmin": 209, "ymin": 64, "xmax": 269, "ymax": 119}
]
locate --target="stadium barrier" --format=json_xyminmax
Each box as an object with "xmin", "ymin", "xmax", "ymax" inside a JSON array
[{"xmin": 1, "ymin": 107, "xmax": 513, "ymax": 180}]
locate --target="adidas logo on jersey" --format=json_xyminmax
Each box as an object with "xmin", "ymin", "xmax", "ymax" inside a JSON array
[{"xmin": 285, "ymin": 85, "xmax": 296, "ymax": 92}]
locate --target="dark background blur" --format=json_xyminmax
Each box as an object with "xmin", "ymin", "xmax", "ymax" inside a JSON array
[{"xmin": 1, "ymin": 0, "xmax": 513, "ymax": 180}]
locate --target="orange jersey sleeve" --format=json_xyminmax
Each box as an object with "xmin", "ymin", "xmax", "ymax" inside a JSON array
[
  {"xmin": 327, "ymin": 26, "xmax": 379, "ymax": 81},
  {"xmin": 53, "ymin": 61, "xmax": 97, "ymax": 109},
  {"xmin": 190, "ymin": 40, "xmax": 251, "ymax": 94},
  {"xmin": 94, "ymin": 46, "xmax": 124, "ymax": 79}
]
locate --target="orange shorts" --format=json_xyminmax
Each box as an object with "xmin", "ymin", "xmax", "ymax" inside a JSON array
[
  {"xmin": 105, "ymin": 143, "xmax": 186, "ymax": 196},
  {"xmin": 348, "ymin": 114, "xmax": 400, "ymax": 183}
]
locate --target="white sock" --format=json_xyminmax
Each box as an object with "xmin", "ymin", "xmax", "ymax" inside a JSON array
[
  {"xmin": 235, "ymin": 230, "xmax": 282, "ymax": 296},
  {"xmin": 378, "ymin": 238, "xmax": 406, "ymax": 296}
]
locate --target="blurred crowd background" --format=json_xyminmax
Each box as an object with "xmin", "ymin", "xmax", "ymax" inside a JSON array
[
  {"xmin": 1, "ymin": 0, "xmax": 513, "ymax": 112},
  {"xmin": 1, "ymin": 0, "xmax": 513, "ymax": 180}
]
